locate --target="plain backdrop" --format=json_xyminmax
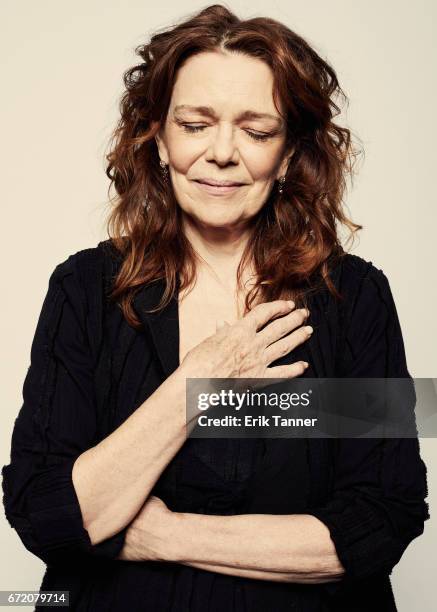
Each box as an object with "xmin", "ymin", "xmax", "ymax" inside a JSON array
[{"xmin": 1, "ymin": 1, "xmax": 435, "ymax": 610}]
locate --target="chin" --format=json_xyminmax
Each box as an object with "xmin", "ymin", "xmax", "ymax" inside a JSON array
[
  {"xmin": 200, "ymin": 217, "xmax": 241, "ymax": 229},
  {"xmin": 182, "ymin": 204, "xmax": 239, "ymax": 222}
]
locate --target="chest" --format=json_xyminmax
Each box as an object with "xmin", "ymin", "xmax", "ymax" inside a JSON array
[
  {"xmin": 94, "ymin": 280, "xmax": 339, "ymax": 511},
  {"xmin": 178, "ymin": 280, "xmax": 247, "ymax": 364}
]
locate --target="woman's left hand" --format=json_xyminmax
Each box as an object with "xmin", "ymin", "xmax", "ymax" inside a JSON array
[{"xmin": 116, "ymin": 495, "xmax": 177, "ymax": 562}]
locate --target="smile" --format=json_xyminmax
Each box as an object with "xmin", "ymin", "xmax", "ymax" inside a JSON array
[{"xmin": 193, "ymin": 180, "xmax": 244, "ymax": 195}]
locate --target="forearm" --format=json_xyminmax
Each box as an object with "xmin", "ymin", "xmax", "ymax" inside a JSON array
[
  {"xmin": 72, "ymin": 369, "xmax": 188, "ymax": 545},
  {"xmin": 182, "ymin": 560, "xmax": 343, "ymax": 584},
  {"xmin": 169, "ymin": 512, "xmax": 345, "ymax": 581}
]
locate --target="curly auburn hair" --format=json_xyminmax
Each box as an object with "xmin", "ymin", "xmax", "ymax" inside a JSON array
[{"xmin": 104, "ymin": 3, "xmax": 363, "ymax": 329}]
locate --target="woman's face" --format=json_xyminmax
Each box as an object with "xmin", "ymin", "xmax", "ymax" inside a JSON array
[{"xmin": 155, "ymin": 51, "xmax": 292, "ymax": 231}]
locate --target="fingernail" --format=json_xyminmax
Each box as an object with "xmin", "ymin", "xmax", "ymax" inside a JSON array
[
  {"xmin": 306, "ymin": 326, "xmax": 313, "ymax": 334},
  {"xmin": 302, "ymin": 361, "xmax": 309, "ymax": 368},
  {"xmin": 287, "ymin": 300, "xmax": 295, "ymax": 308}
]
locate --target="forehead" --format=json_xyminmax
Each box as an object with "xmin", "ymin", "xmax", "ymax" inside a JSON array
[{"xmin": 170, "ymin": 51, "xmax": 281, "ymax": 117}]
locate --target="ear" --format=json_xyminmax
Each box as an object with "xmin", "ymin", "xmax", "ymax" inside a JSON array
[
  {"xmin": 154, "ymin": 126, "xmax": 169, "ymax": 164},
  {"xmin": 276, "ymin": 146, "xmax": 295, "ymax": 180}
]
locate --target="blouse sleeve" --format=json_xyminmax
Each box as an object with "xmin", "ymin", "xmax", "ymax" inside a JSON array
[
  {"xmin": 308, "ymin": 264, "xmax": 430, "ymax": 587},
  {"xmin": 1, "ymin": 255, "xmax": 127, "ymax": 566}
]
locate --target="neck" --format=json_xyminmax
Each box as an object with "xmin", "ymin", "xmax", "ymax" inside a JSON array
[{"xmin": 182, "ymin": 213, "xmax": 254, "ymax": 277}]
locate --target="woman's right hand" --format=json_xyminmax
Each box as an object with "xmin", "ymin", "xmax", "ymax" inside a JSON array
[{"xmin": 179, "ymin": 299, "xmax": 313, "ymax": 381}]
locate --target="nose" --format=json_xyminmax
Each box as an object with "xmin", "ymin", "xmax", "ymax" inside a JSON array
[{"xmin": 205, "ymin": 122, "xmax": 240, "ymax": 166}]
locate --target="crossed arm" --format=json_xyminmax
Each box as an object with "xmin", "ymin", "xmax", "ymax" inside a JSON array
[
  {"xmin": 116, "ymin": 495, "xmax": 345, "ymax": 584},
  {"xmin": 4, "ymin": 259, "xmax": 426, "ymax": 580}
]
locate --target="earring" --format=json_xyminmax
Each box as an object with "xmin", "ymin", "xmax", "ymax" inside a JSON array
[
  {"xmin": 142, "ymin": 194, "xmax": 150, "ymax": 210},
  {"xmin": 277, "ymin": 176, "xmax": 286, "ymax": 194},
  {"xmin": 159, "ymin": 159, "xmax": 169, "ymax": 183}
]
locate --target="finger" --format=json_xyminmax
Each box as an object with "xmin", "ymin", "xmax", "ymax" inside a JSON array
[
  {"xmin": 263, "ymin": 324, "xmax": 313, "ymax": 364},
  {"xmin": 258, "ymin": 308, "xmax": 310, "ymax": 347},
  {"xmin": 264, "ymin": 361, "xmax": 309, "ymax": 379},
  {"xmin": 243, "ymin": 300, "xmax": 296, "ymax": 332}
]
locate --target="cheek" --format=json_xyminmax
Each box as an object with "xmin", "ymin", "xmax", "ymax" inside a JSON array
[
  {"xmin": 245, "ymin": 145, "xmax": 283, "ymax": 180},
  {"xmin": 166, "ymin": 132, "xmax": 201, "ymax": 174},
  {"xmin": 167, "ymin": 128, "xmax": 283, "ymax": 179}
]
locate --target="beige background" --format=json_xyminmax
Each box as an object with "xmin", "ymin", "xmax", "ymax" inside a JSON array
[{"xmin": 1, "ymin": 1, "xmax": 435, "ymax": 610}]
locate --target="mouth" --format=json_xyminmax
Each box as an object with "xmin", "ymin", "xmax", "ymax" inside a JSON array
[{"xmin": 193, "ymin": 179, "xmax": 246, "ymax": 195}]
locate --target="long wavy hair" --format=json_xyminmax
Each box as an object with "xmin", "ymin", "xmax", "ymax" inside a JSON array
[{"xmin": 104, "ymin": 3, "xmax": 363, "ymax": 329}]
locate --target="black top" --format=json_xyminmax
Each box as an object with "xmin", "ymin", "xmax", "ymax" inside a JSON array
[{"xmin": 2, "ymin": 240, "xmax": 430, "ymax": 611}]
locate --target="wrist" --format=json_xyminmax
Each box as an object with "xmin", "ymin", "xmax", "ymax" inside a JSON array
[
  {"xmin": 168, "ymin": 366, "xmax": 204, "ymax": 432},
  {"xmin": 162, "ymin": 511, "xmax": 190, "ymax": 563}
]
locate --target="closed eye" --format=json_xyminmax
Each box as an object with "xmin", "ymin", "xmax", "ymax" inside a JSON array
[{"xmin": 179, "ymin": 123, "xmax": 273, "ymax": 142}]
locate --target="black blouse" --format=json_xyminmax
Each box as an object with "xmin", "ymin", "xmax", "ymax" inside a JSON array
[{"xmin": 2, "ymin": 240, "xmax": 430, "ymax": 611}]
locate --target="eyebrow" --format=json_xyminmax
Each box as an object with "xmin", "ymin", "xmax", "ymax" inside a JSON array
[{"xmin": 173, "ymin": 105, "xmax": 284, "ymax": 127}]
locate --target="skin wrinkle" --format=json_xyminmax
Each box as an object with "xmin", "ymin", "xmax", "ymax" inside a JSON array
[
  {"xmin": 173, "ymin": 104, "xmax": 285, "ymax": 129},
  {"xmin": 154, "ymin": 51, "xmax": 293, "ymax": 242}
]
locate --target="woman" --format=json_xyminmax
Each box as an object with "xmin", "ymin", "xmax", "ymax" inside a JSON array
[{"xmin": 2, "ymin": 4, "xmax": 429, "ymax": 611}]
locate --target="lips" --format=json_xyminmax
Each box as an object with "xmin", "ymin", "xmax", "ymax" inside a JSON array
[
  {"xmin": 193, "ymin": 179, "xmax": 244, "ymax": 195},
  {"xmin": 195, "ymin": 179, "xmax": 244, "ymax": 187}
]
